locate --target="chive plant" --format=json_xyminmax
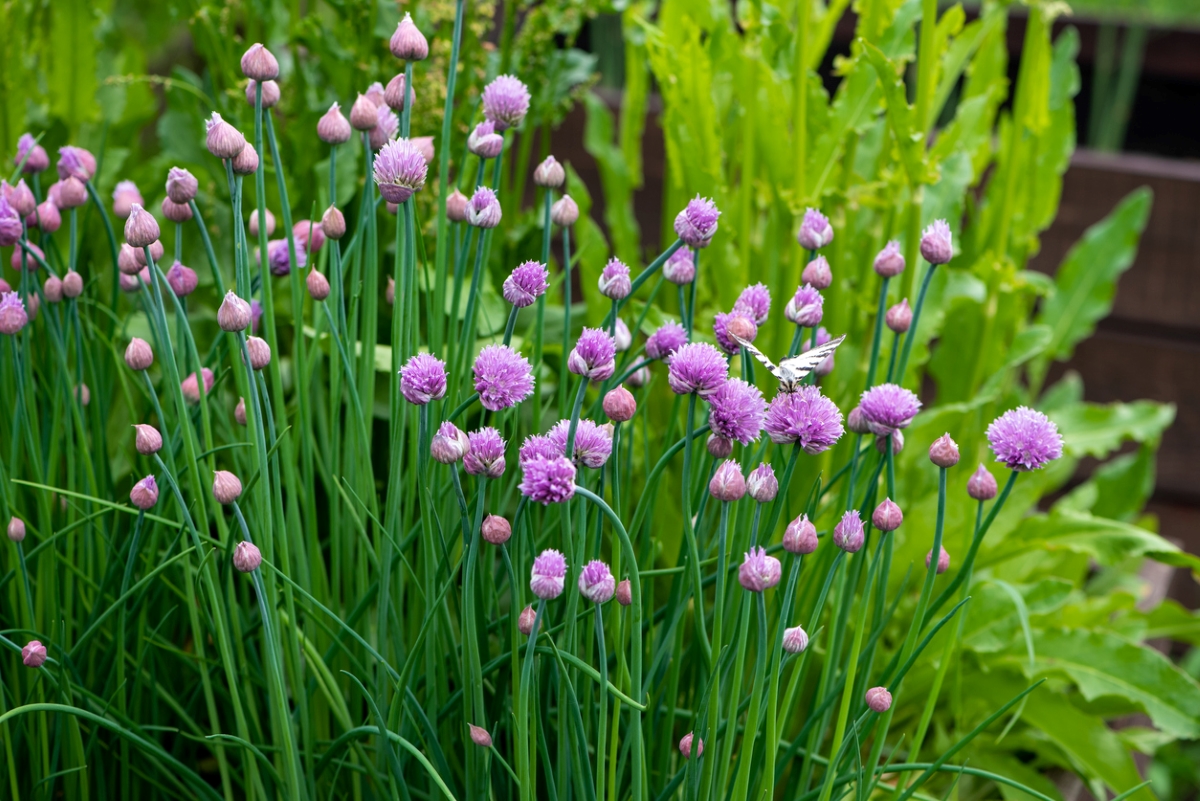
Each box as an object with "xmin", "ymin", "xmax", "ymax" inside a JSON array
[{"xmin": 0, "ymin": 9, "xmax": 1128, "ymax": 801}]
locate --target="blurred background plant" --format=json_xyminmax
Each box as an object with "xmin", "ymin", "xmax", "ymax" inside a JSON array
[{"xmin": 3, "ymin": 0, "xmax": 1200, "ymax": 799}]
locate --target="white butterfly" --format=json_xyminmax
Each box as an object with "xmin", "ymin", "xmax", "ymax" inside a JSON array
[{"xmin": 732, "ymin": 333, "xmax": 847, "ymax": 393}]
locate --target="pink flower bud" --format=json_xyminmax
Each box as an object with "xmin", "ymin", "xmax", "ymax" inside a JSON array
[
  {"xmin": 390, "ymin": 13, "xmax": 429, "ymax": 61},
  {"xmin": 739, "ymin": 547, "xmax": 781, "ymax": 592},
  {"xmin": 801, "ymin": 255, "xmax": 832, "ymax": 290},
  {"xmin": 233, "ymin": 541, "xmax": 262, "ymax": 572},
  {"xmin": 679, "ymin": 732, "xmax": 703, "ymax": 759},
  {"xmin": 134, "ymin": 424, "xmax": 163, "ymax": 455},
  {"xmin": 885, "ymin": 299, "xmax": 912, "ymax": 333},
  {"xmin": 62, "ymin": 271, "xmax": 83, "ymax": 298},
  {"xmin": 43, "ymin": 275, "xmax": 62, "ymax": 303},
  {"xmin": 446, "ymin": 190, "xmax": 469, "ymax": 223},
  {"xmin": 875, "ymin": 430, "xmax": 904, "ymax": 454},
  {"xmin": 166, "ymin": 167, "xmax": 198, "ymax": 204},
  {"xmin": 31, "ymin": 200, "xmax": 61, "ymax": 233},
  {"xmin": 8, "ymin": 517, "xmax": 26, "ymax": 543},
  {"xmin": 431, "ymin": 422, "xmax": 470, "ymax": 464},
  {"xmin": 873, "ymin": 240, "xmax": 905, "ymax": 277},
  {"xmin": 920, "ymin": 220, "xmax": 953, "ymax": 264},
  {"xmin": 782, "ymin": 625, "xmax": 809, "ymax": 654},
  {"xmin": 245, "ymin": 336, "xmax": 272, "ymax": 370},
  {"xmin": 166, "ymin": 262, "xmax": 199, "ymax": 297},
  {"xmin": 481, "ymin": 514, "xmax": 511, "ymax": 545},
  {"xmin": 747, "ymin": 463, "xmax": 778, "ymax": 503},
  {"xmin": 603, "ymin": 386, "xmax": 636, "ymax": 423},
  {"xmin": 125, "ymin": 337, "xmax": 154, "ymax": 371},
  {"xmin": 784, "ymin": 515, "xmax": 818, "ymax": 554},
  {"xmin": 307, "ymin": 269, "xmax": 330, "ymax": 301},
  {"xmin": 865, "ymin": 686, "xmax": 892, "ymax": 713},
  {"xmin": 22, "ymin": 640, "xmax": 46, "ymax": 668},
  {"xmin": 118, "ymin": 243, "xmax": 141, "ymax": 275},
  {"xmin": 534, "ymin": 156, "xmax": 565, "ymax": 189},
  {"xmin": 926, "ymin": 546, "xmax": 950, "ymax": 574},
  {"xmin": 468, "ymin": 724, "xmax": 492, "ymax": 748},
  {"xmin": 5, "ymin": 179, "xmax": 36, "ymax": 217},
  {"xmin": 57, "ymin": 177, "xmax": 88, "ymax": 209},
  {"xmin": 133, "ymin": 239, "xmax": 164, "ymax": 268},
  {"xmin": 205, "ymin": 113, "xmax": 247, "ymax": 160},
  {"xmin": 210, "ymin": 470, "xmax": 242, "ymax": 505},
  {"xmin": 218, "ymin": 292, "xmax": 252, "ymax": 332},
  {"xmin": 234, "ymin": 397, "xmax": 247, "ymax": 426},
  {"xmin": 578, "ymin": 560, "xmax": 616, "ymax": 603},
  {"xmin": 384, "ymin": 74, "xmax": 414, "ymax": 111},
  {"xmin": 10, "ymin": 242, "xmax": 42, "ymax": 272},
  {"xmin": 241, "ymin": 43, "xmax": 280, "ymax": 82},
  {"xmin": 249, "ymin": 208, "xmax": 276, "ymax": 238},
  {"xmin": 967, "ymin": 464, "xmax": 998, "ymax": 501},
  {"xmin": 181, "ymin": 368, "xmax": 215, "ymax": 404},
  {"xmin": 321, "ymin": 205, "xmax": 346, "ymax": 240},
  {"xmin": 518, "ymin": 604, "xmax": 538, "ymax": 636},
  {"xmin": 929, "ymin": 433, "xmax": 959, "ymax": 468},
  {"xmin": 550, "ymin": 194, "xmax": 579, "ymax": 227},
  {"xmin": 616, "ymin": 579, "xmax": 632, "ymax": 606},
  {"xmin": 349, "ymin": 95, "xmax": 378, "ymax": 131},
  {"xmin": 709, "ymin": 460, "xmax": 746, "ymax": 502},
  {"xmin": 130, "ymin": 475, "xmax": 159, "ymax": 510},
  {"xmin": 124, "ymin": 204, "xmax": 160, "ymax": 248},
  {"xmin": 872, "ymin": 498, "xmax": 903, "ymax": 532},
  {"xmin": 162, "ymin": 197, "xmax": 193, "ymax": 223},
  {"xmin": 231, "ymin": 144, "xmax": 259, "ymax": 176},
  {"xmin": 317, "ymin": 103, "xmax": 353, "ymax": 145},
  {"xmin": 707, "ymin": 434, "xmax": 734, "ymax": 459},
  {"xmin": 833, "ymin": 510, "xmax": 864, "ymax": 553}
]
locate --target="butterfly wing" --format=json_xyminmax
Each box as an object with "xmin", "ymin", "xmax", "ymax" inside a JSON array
[
  {"xmin": 778, "ymin": 334, "xmax": 846, "ymax": 380},
  {"xmin": 731, "ymin": 334, "xmax": 788, "ymax": 384}
]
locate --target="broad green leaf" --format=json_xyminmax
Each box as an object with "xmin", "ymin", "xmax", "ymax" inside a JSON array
[
  {"xmin": 1031, "ymin": 188, "xmax": 1151, "ymax": 378},
  {"xmin": 1090, "ymin": 444, "xmax": 1158, "ymax": 522},
  {"xmin": 1144, "ymin": 600, "xmax": 1200, "ymax": 646},
  {"xmin": 1008, "ymin": 628, "xmax": 1200, "ymax": 739},
  {"xmin": 1051, "ymin": 399, "xmax": 1175, "ymax": 458},
  {"xmin": 963, "ymin": 578, "xmax": 1072, "ymax": 653},
  {"xmin": 988, "ymin": 509, "xmax": 1200, "ymax": 571},
  {"xmin": 862, "ymin": 40, "xmax": 929, "ymax": 186}
]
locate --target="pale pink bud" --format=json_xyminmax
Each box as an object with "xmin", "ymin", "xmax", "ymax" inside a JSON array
[
  {"xmin": 317, "ymin": 103, "xmax": 353, "ymax": 144},
  {"xmin": 783, "ymin": 515, "xmax": 818, "ymax": 554},
  {"xmin": 534, "ymin": 156, "xmax": 565, "ymax": 189},
  {"xmin": 920, "ymin": 220, "xmax": 953, "ymax": 264},
  {"xmin": 205, "ymin": 113, "xmax": 246, "ymax": 160},
  {"xmin": 249, "ymin": 208, "xmax": 276, "ymax": 238},
  {"xmin": 231, "ymin": 144, "xmax": 259, "ymax": 176},
  {"xmin": 872, "ymin": 498, "xmax": 903, "ymax": 532},
  {"xmin": 213, "ymin": 470, "xmax": 243, "ymax": 504},
  {"xmin": 218, "ymin": 292, "xmax": 252, "ymax": 332},
  {"xmin": 241, "ymin": 43, "xmax": 280, "ymax": 82},
  {"xmin": 22, "ymin": 640, "xmax": 46, "ymax": 668},
  {"xmin": 8, "ymin": 517, "xmax": 26, "ymax": 543},
  {"xmin": 133, "ymin": 239, "xmax": 164, "ymax": 268},
  {"xmin": 245, "ymin": 336, "xmax": 272, "ymax": 370},
  {"xmin": 134, "ymin": 424, "xmax": 162, "ymax": 455},
  {"xmin": 307, "ymin": 269, "xmax": 330, "ymax": 301},
  {"xmin": 926, "ymin": 546, "xmax": 950, "ymax": 574},
  {"xmin": 446, "ymin": 190, "xmax": 469, "ymax": 223},
  {"xmin": 801, "ymin": 255, "xmax": 832, "ymax": 290},
  {"xmin": 125, "ymin": 337, "xmax": 153, "ymax": 371},
  {"xmin": 165, "ymin": 166, "xmax": 198, "ymax": 204},
  {"xmin": 865, "ymin": 686, "xmax": 892, "ymax": 713},
  {"xmin": 709, "ymin": 460, "xmax": 746, "ymax": 502},
  {"xmin": 385, "ymin": 74, "xmax": 413, "ymax": 111},
  {"xmin": 873, "ymin": 240, "xmax": 905, "ymax": 277},
  {"xmin": 518, "ymin": 604, "xmax": 538, "ymax": 636},
  {"xmin": 233, "ymin": 541, "xmax": 262, "ymax": 572},
  {"xmin": 616, "ymin": 579, "xmax": 632, "ymax": 606},
  {"xmin": 62, "ymin": 271, "xmax": 83, "ymax": 298},
  {"xmin": 782, "ymin": 625, "xmax": 809, "ymax": 654},
  {"xmin": 124, "ymin": 204, "xmax": 160, "ymax": 248},
  {"xmin": 967, "ymin": 464, "xmax": 998, "ymax": 501},
  {"xmin": 707, "ymin": 434, "xmax": 734, "ymax": 459},
  {"xmin": 162, "ymin": 197, "xmax": 193, "ymax": 223},
  {"xmin": 481, "ymin": 515, "xmax": 511, "ymax": 545},
  {"xmin": 885, "ymin": 299, "xmax": 911, "ymax": 334},
  {"xmin": 929, "ymin": 433, "xmax": 959, "ymax": 468},
  {"xmin": 235, "ymin": 397, "xmax": 248, "ymax": 426},
  {"xmin": 550, "ymin": 194, "xmax": 579, "ymax": 226},
  {"xmin": 43, "ymin": 275, "xmax": 62, "ymax": 303},
  {"xmin": 349, "ymin": 95, "xmax": 378, "ymax": 131},
  {"xmin": 603, "ymin": 386, "xmax": 636, "ymax": 423},
  {"xmin": 129, "ymin": 475, "xmax": 159, "ymax": 510},
  {"xmin": 321, "ymin": 205, "xmax": 346, "ymax": 240},
  {"xmin": 57, "ymin": 177, "xmax": 88, "ymax": 209},
  {"xmin": 679, "ymin": 732, "xmax": 703, "ymax": 759},
  {"xmin": 468, "ymin": 724, "xmax": 493, "ymax": 748},
  {"xmin": 118, "ymin": 243, "xmax": 141, "ymax": 275},
  {"xmin": 390, "ymin": 13, "xmax": 429, "ymax": 61}
]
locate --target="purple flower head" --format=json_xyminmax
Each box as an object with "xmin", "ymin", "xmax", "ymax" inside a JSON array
[
  {"xmin": 783, "ymin": 515, "xmax": 819, "ymax": 554},
  {"xmin": 764, "ymin": 386, "xmax": 844, "ymax": 453},
  {"xmin": 801, "ymin": 255, "xmax": 832, "ymax": 290},
  {"xmin": 645, "ymin": 321, "xmax": 688, "ymax": 361},
  {"xmin": 15, "ymin": 134, "xmax": 49, "ymax": 174},
  {"xmin": 431, "ymin": 421, "xmax": 470, "ymax": 464},
  {"xmin": 503, "ymin": 261, "xmax": 549, "ymax": 308},
  {"xmin": 674, "ymin": 195, "xmax": 720, "ymax": 248},
  {"xmin": 713, "ymin": 310, "xmax": 758, "ymax": 355},
  {"xmin": 578, "ymin": 560, "xmax": 616, "ymax": 603},
  {"xmin": 747, "ymin": 463, "xmax": 779, "ymax": 503},
  {"xmin": 833, "ymin": 510, "xmax": 865, "ymax": 553},
  {"xmin": 466, "ymin": 186, "xmax": 502, "ymax": 229},
  {"xmin": 663, "ymin": 247, "xmax": 696, "ymax": 285},
  {"xmin": 739, "ymin": 546, "xmax": 782, "ymax": 592},
  {"xmin": 920, "ymin": 219, "xmax": 953, "ymax": 264},
  {"xmin": 986, "ymin": 407, "xmax": 1063, "ymax": 471},
  {"xmin": 482, "ymin": 75, "xmax": 531, "ymax": 131},
  {"xmin": 400, "ymin": 353, "xmax": 448, "ymax": 405},
  {"xmin": 369, "ymin": 106, "xmax": 400, "ymax": 150},
  {"xmin": 785, "ymin": 284, "xmax": 824, "ymax": 327},
  {"xmin": 736, "ymin": 283, "xmax": 771, "ymax": 325},
  {"xmin": 520, "ymin": 456, "xmax": 577, "ymax": 505},
  {"xmin": 0, "ymin": 196, "xmax": 21, "ymax": 247},
  {"xmin": 373, "ymin": 138, "xmax": 427, "ymax": 203},
  {"xmin": 548, "ymin": 419, "xmax": 613, "ymax": 469},
  {"xmin": 519, "ymin": 434, "xmax": 562, "ymax": 465},
  {"xmin": 668, "ymin": 342, "xmax": 728, "ymax": 397},
  {"xmin": 709, "ymin": 460, "xmax": 746, "ymax": 502},
  {"xmin": 708, "ymin": 378, "xmax": 766, "ymax": 445},
  {"xmin": 873, "ymin": 240, "xmax": 905, "ymax": 277},
  {"xmin": 473, "ymin": 344, "xmax": 535, "ymax": 411},
  {"xmin": 468, "ymin": 119, "xmax": 504, "ymax": 159},
  {"xmin": 530, "ymin": 548, "xmax": 568, "ymax": 599},
  {"xmin": 568, "ymin": 327, "xmax": 617, "ymax": 381},
  {"xmin": 598, "ymin": 258, "xmax": 632, "ymax": 300},
  {"xmin": 797, "ymin": 208, "xmax": 834, "ymax": 250},
  {"xmin": 464, "ymin": 427, "xmax": 507, "ymax": 478},
  {"xmin": 858, "ymin": 384, "xmax": 921, "ymax": 437},
  {"xmin": 267, "ymin": 238, "xmax": 305, "ymax": 276},
  {"xmin": 0, "ymin": 292, "xmax": 28, "ymax": 335},
  {"xmin": 57, "ymin": 146, "xmax": 93, "ymax": 181}
]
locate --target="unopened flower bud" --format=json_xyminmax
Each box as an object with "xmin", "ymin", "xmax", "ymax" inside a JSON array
[
  {"xmin": 833, "ymin": 510, "xmax": 865, "ymax": 553},
  {"xmin": 8, "ymin": 517, "xmax": 26, "ymax": 543},
  {"xmin": 130, "ymin": 475, "xmax": 159, "ymax": 510},
  {"xmin": 876, "ymin": 430, "xmax": 904, "ymax": 454},
  {"xmin": 249, "ymin": 208, "xmax": 276, "ymax": 238},
  {"xmin": 247, "ymin": 79, "xmax": 280, "ymax": 108},
  {"xmin": 873, "ymin": 240, "xmax": 905, "ymax": 277},
  {"xmin": 626, "ymin": 366, "xmax": 650, "ymax": 389},
  {"xmin": 534, "ymin": 156, "xmax": 565, "ymax": 188},
  {"xmin": 62, "ymin": 271, "xmax": 83, "ymax": 298},
  {"xmin": 784, "ymin": 515, "xmax": 818, "ymax": 554},
  {"xmin": 386, "ymin": 277, "xmax": 395, "ymax": 305},
  {"xmin": 865, "ymin": 686, "xmax": 892, "ymax": 713},
  {"xmin": 134, "ymin": 424, "xmax": 163, "ymax": 455},
  {"xmin": 213, "ymin": 470, "xmax": 243, "ymax": 504},
  {"xmin": 926, "ymin": 546, "xmax": 950, "ymax": 574},
  {"xmin": 206, "ymin": 113, "xmax": 246, "ymax": 160},
  {"xmin": 797, "ymin": 208, "xmax": 834, "ymax": 250},
  {"xmin": 233, "ymin": 541, "xmax": 262, "ymax": 572},
  {"xmin": 43, "ymin": 275, "xmax": 62, "ymax": 303},
  {"xmin": 241, "ymin": 43, "xmax": 280, "ymax": 82},
  {"xmin": 125, "ymin": 338, "xmax": 154, "ymax": 371},
  {"xmin": 234, "ymin": 397, "xmax": 248, "ymax": 426},
  {"xmin": 321, "ymin": 205, "xmax": 346, "ymax": 239},
  {"xmin": 747, "ymin": 463, "xmax": 778, "ymax": 503},
  {"xmin": 967, "ymin": 464, "xmax": 998, "ymax": 501},
  {"xmin": 550, "ymin": 194, "xmax": 579, "ymax": 227},
  {"xmin": 468, "ymin": 724, "xmax": 492, "ymax": 748},
  {"xmin": 920, "ymin": 220, "xmax": 953, "ymax": 264},
  {"xmin": 162, "ymin": 197, "xmax": 193, "ymax": 222},
  {"xmin": 218, "ymin": 292, "xmax": 252, "ymax": 332},
  {"xmin": 317, "ymin": 103, "xmax": 353, "ymax": 144},
  {"xmin": 231, "ymin": 144, "xmax": 259, "ymax": 176},
  {"xmin": 616, "ymin": 579, "xmax": 632, "ymax": 606},
  {"xmin": 166, "ymin": 167, "xmax": 198, "ymax": 204},
  {"xmin": 431, "ymin": 422, "xmax": 469, "ymax": 464},
  {"xmin": 518, "ymin": 604, "xmax": 538, "ymax": 636},
  {"xmin": 481, "ymin": 515, "xmax": 511, "ymax": 545},
  {"xmin": 349, "ymin": 95, "xmax": 378, "ymax": 131},
  {"xmin": 31, "ymin": 200, "xmax": 61, "ymax": 233},
  {"xmin": 124, "ymin": 204, "xmax": 160, "ymax": 248},
  {"xmin": 446, "ymin": 190, "xmax": 469, "ymax": 223},
  {"xmin": 390, "ymin": 13, "xmax": 429, "ymax": 60},
  {"xmin": 707, "ymin": 434, "xmax": 734, "ymax": 459},
  {"xmin": 872, "ymin": 498, "xmax": 903, "ymax": 532},
  {"xmin": 801, "ymin": 255, "xmax": 832, "ymax": 290},
  {"xmin": 603, "ymin": 386, "xmax": 636, "ymax": 423},
  {"xmin": 929, "ymin": 433, "xmax": 959, "ymax": 468},
  {"xmin": 307, "ymin": 269, "xmax": 330, "ymax": 301},
  {"xmin": 167, "ymin": 262, "xmax": 198, "ymax": 297},
  {"xmin": 782, "ymin": 625, "xmax": 809, "ymax": 654},
  {"xmin": 133, "ymin": 239, "xmax": 164, "ymax": 268},
  {"xmin": 679, "ymin": 732, "xmax": 703, "ymax": 759},
  {"xmin": 885, "ymin": 299, "xmax": 911, "ymax": 333},
  {"xmin": 709, "ymin": 460, "xmax": 746, "ymax": 502},
  {"xmin": 57, "ymin": 177, "xmax": 88, "ymax": 209},
  {"xmin": 245, "ymin": 336, "xmax": 272, "ymax": 370},
  {"xmin": 22, "ymin": 640, "xmax": 46, "ymax": 668}
]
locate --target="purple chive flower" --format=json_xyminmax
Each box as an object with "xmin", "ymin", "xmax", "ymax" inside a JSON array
[
  {"xmin": 503, "ymin": 261, "xmax": 549, "ymax": 308},
  {"xmin": 548, "ymin": 419, "xmax": 613, "ymax": 469},
  {"xmin": 578, "ymin": 560, "xmax": 616, "ymax": 603},
  {"xmin": 858, "ymin": 384, "xmax": 921, "ymax": 437},
  {"xmin": 674, "ymin": 195, "xmax": 720, "ymax": 249},
  {"xmin": 530, "ymin": 548, "xmax": 568, "ymax": 599},
  {"xmin": 520, "ymin": 456, "xmax": 577, "ymax": 505},
  {"xmin": 874, "ymin": 240, "xmax": 905, "ymax": 277},
  {"xmin": 0, "ymin": 292, "xmax": 29, "ymax": 335},
  {"xmin": 663, "ymin": 247, "xmax": 696, "ymax": 285},
  {"xmin": 400, "ymin": 353, "xmax": 448, "ymax": 405},
  {"xmin": 797, "ymin": 207, "xmax": 834, "ymax": 250},
  {"xmin": 802, "ymin": 255, "xmax": 832, "ymax": 290},
  {"xmin": 15, "ymin": 134, "xmax": 49, "ymax": 174},
  {"xmin": 645, "ymin": 321, "xmax": 688, "ymax": 361},
  {"xmin": 713, "ymin": 310, "xmax": 758, "ymax": 355},
  {"xmin": 466, "ymin": 187, "xmax": 503, "ymax": 228},
  {"xmin": 709, "ymin": 460, "xmax": 746, "ymax": 502},
  {"xmin": 920, "ymin": 219, "xmax": 953, "ymax": 264},
  {"xmin": 22, "ymin": 640, "xmax": 47, "ymax": 668},
  {"xmin": 739, "ymin": 546, "xmax": 782, "ymax": 592},
  {"xmin": 736, "ymin": 284, "xmax": 772, "ymax": 325},
  {"xmin": 166, "ymin": 262, "xmax": 198, "ymax": 297},
  {"xmin": 482, "ymin": 75, "xmax": 531, "ymax": 131},
  {"xmin": 373, "ymin": 138, "xmax": 428, "ymax": 203},
  {"xmin": 0, "ymin": 196, "xmax": 22, "ymax": 247},
  {"xmin": 764, "ymin": 386, "xmax": 844, "ymax": 454},
  {"xmin": 783, "ymin": 515, "xmax": 819, "ymax": 554},
  {"xmin": 369, "ymin": 106, "xmax": 400, "ymax": 150},
  {"xmin": 668, "ymin": 342, "xmax": 728, "ymax": 397},
  {"xmin": 833, "ymin": 510, "xmax": 865, "ymax": 553},
  {"xmin": 567, "ymin": 327, "xmax": 617, "ymax": 382},
  {"xmin": 267, "ymin": 238, "xmax": 305, "ymax": 276},
  {"xmin": 598, "ymin": 258, "xmax": 632, "ymax": 300},
  {"xmin": 468, "ymin": 119, "xmax": 505, "ymax": 159},
  {"xmin": 519, "ymin": 434, "xmax": 562, "ymax": 465},
  {"xmin": 708, "ymin": 378, "xmax": 767, "ymax": 445},
  {"xmin": 986, "ymin": 407, "xmax": 1063, "ymax": 472},
  {"xmin": 431, "ymin": 422, "xmax": 470, "ymax": 464},
  {"xmin": 473, "ymin": 344, "xmax": 536, "ymax": 411},
  {"xmin": 747, "ymin": 463, "xmax": 779, "ymax": 503},
  {"xmin": 464, "ymin": 427, "xmax": 507, "ymax": 478},
  {"xmin": 785, "ymin": 284, "xmax": 824, "ymax": 327},
  {"xmin": 866, "ymin": 687, "xmax": 892, "ymax": 713}
]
